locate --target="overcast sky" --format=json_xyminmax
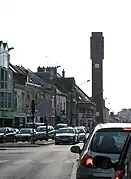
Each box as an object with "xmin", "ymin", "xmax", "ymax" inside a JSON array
[{"xmin": 1, "ymin": 0, "xmax": 130, "ymax": 113}]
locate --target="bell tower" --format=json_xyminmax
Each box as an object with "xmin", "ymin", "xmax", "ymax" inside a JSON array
[{"xmin": 90, "ymin": 32, "xmax": 104, "ymax": 123}]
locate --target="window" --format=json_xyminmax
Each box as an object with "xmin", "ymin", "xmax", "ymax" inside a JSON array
[
  {"xmin": 0, "ymin": 92, "xmax": 7, "ymax": 108},
  {"xmin": 0, "ymin": 68, "xmax": 8, "ymax": 89},
  {"xmin": 1, "ymin": 68, "xmax": 4, "ymax": 81},
  {"xmin": 90, "ymin": 128, "xmax": 129, "ymax": 154},
  {"xmin": 64, "ymin": 102, "xmax": 66, "ymax": 111},
  {"xmin": 8, "ymin": 93, "xmax": 12, "ymax": 108},
  {"xmin": 13, "ymin": 92, "xmax": 17, "ymax": 110}
]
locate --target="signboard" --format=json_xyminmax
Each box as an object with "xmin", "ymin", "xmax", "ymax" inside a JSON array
[{"xmin": 40, "ymin": 99, "xmax": 52, "ymax": 118}]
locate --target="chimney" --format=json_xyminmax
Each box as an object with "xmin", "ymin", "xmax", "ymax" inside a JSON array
[
  {"xmin": 110, "ymin": 112, "xmax": 114, "ymax": 116},
  {"xmin": 62, "ymin": 69, "xmax": 65, "ymax": 78},
  {"xmin": 37, "ymin": 66, "xmax": 45, "ymax": 72}
]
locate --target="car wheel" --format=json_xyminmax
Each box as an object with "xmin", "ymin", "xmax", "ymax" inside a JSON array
[
  {"xmin": 55, "ymin": 142, "xmax": 59, "ymax": 145},
  {"xmin": 2, "ymin": 138, "xmax": 5, "ymax": 143},
  {"xmin": 12, "ymin": 137, "xmax": 17, "ymax": 143}
]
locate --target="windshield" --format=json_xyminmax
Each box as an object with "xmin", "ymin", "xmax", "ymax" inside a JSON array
[
  {"xmin": 19, "ymin": 129, "xmax": 32, "ymax": 134},
  {"xmin": 0, "ymin": 128, "xmax": 5, "ymax": 133},
  {"xmin": 55, "ymin": 125, "xmax": 67, "ymax": 130},
  {"xmin": 56, "ymin": 128, "xmax": 74, "ymax": 134},
  {"xmin": 78, "ymin": 128, "xmax": 85, "ymax": 133},
  {"xmin": 37, "ymin": 127, "xmax": 46, "ymax": 132},
  {"xmin": 90, "ymin": 128, "xmax": 129, "ymax": 154}
]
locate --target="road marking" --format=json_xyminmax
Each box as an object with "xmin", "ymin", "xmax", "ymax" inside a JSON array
[
  {"xmin": 0, "ymin": 160, "xmax": 9, "ymax": 164},
  {"xmin": 40, "ymin": 159, "xmax": 54, "ymax": 164},
  {"xmin": 13, "ymin": 160, "xmax": 32, "ymax": 165}
]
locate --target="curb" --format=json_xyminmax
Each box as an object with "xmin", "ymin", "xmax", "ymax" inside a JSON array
[
  {"xmin": 0, "ymin": 145, "xmax": 40, "ymax": 148},
  {"xmin": 0, "ymin": 141, "xmax": 54, "ymax": 148},
  {"xmin": 0, "ymin": 148, "xmax": 7, "ymax": 150},
  {"xmin": 38, "ymin": 142, "xmax": 54, "ymax": 146},
  {"xmin": 71, "ymin": 161, "xmax": 77, "ymax": 179}
]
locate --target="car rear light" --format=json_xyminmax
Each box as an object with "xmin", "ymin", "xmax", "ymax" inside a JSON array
[
  {"xmin": 115, "ymin": 170, "xmax": 121, "ymax": 179},
  {"xmin": 80, "ymin": 155, "xmax": 94, "ymax": 168},
  {"xmin": 122, "ymin": 128, "xmax": 131, "ymax": 131}
]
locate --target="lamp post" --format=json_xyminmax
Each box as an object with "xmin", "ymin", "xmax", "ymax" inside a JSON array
[
  {"xmin": 75, "ymin": 80, "xmax": 90, "ymax": 126},
  {"xmin": 78, "ymin": 80, "xmax": 90, "ymax": 86},
  {"xmin": 31, "ymin": 100, "xmax": 35, "ymax": 144},
  {"xmin": 54, "ymin": 65, "xmax": 61, "ymax": 125}
]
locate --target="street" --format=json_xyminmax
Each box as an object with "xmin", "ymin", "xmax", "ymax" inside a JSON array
[{"xmin": 0, "ymin": 143, "xmax": 83, "ymax": 179}]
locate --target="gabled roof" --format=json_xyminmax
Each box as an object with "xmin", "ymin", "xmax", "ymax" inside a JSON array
[
  {"xmin": 9, "ymin": 63, "xmax": 47, "ymax": 87},
  {"xmin": 55, "ymin": 77, "xmax": 75, "ymax": 93}
]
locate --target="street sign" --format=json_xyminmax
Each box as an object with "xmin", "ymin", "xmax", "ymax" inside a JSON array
[{"xmin": 40, "ymin": 99, "xmax": 52, "ymax": 118}]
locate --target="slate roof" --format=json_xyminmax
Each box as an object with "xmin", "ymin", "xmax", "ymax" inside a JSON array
[
  {"xmin": 55, "ymin": 77, "xmax": 75, "ymax": 93},
  {"xmin": 9, "ymin": 63, "xmax": 48, "ymax": 87}
]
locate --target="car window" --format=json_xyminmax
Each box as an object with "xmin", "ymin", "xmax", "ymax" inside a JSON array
[
  {"xmin": 37, "ymin": 127, "xmax": 46, "ymax": 132},
  {"xmin": 78, "ymin": 128, "xmax": 85, "ymax": 133},
  {"xmin": 56, "ymin": 128, "xmax": 74, "ymax": 133},
  {"xmin": 81, "ymin": 128, "xmax": 95, "ymax": 151},
  {"xmin": 90, "ymin": 128, "xmax": 129, "ymax": 154},
  {"xmin": 20, "ymin": 129, "xmax": 31, "ymax": 133},
  {"xmin": 123, "ymin": 138, "xmax": 131, "ymax": 178},
  {"xmin": 0, "ymin": 128, "xmax": 6, "ymax": 133}
]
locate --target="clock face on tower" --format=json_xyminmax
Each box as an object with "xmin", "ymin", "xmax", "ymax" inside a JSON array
[{"xmin": 95, "ymin": 64, "xmax": 100, "ymax": 68}]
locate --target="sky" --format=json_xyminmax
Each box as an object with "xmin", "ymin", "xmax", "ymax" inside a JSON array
[{"xmin": 0, "ymin": 0, "xmax": 131, "ymax": 113}]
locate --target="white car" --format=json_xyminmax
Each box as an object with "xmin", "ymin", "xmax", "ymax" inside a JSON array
[{"xmin": 70, "ymin": 123, "xmax": 131, "ymax": 179}]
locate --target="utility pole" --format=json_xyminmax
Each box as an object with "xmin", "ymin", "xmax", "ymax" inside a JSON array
[
  {"xmin": 54, "ymin": 87, "xmax": 57, "ymax": 125},
  {"xmin": 44, "ymin": 116, "xmax": 48, "ymax": 141},
  {"xmin": 76, "ymin": 92, "xmax": 79, "ymax": 126},
  {"xmin": 31, "ymin": 100, "xmax": 35, "ymax": 144},
  {"xmin": 70, "ymin": 93, "xmax": 73, "ymax": 126}
]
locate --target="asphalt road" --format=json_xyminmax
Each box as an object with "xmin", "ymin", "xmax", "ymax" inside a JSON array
[{"xmin": 0, "ymin": 143, "xmax": 84, "ymax": 179}]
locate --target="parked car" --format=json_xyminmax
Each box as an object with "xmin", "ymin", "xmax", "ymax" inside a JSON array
[
  {"xmin": 48, "ymin": 130, "xmax": 56, "ymax": 140},
  {"xmin": 36, "ymin": 125, "xmax": 54, "ymax": 141},
  {"xmin": 0, "ymin": 127, "xmax": 17, "ymax": 143},
  {"xmin": 13, "ymin": 128, "xmax": 19, "ymax": 134},
  {"xmin": 77, "ymin": 127, "xmax": 86, "ymax": 142},
  {"xmin": 93, "ymin": 128, "xmax": 131, "ymax": 179},
  {"xmin": 55, "ymin": 123, "xmax": 68, "ymax": 131},
  {"xmin": 15, "ymin": 128, "xmax": 37, "ymax": 142},
  {"xmin": 55, "ymin": 127, "xmax": 77, "ymax": 145},
  {"xmin": 74, "ymin": 127, "xmax": 80, "ymax": 143},
  {"xmin": 70, "ymin": 123, "xmax": 131, "ymax": 179}
]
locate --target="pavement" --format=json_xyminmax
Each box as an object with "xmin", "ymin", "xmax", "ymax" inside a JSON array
[{"xmin": 0, "ymin": 142, "xmax": 84, "ymax": 179}]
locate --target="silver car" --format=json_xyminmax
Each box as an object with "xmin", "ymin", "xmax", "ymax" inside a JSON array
[
  {"xmin": 70, "ymin": 123, "xmax": 131, "ymax": 179},
  {"xmin": 55, "ymin": 127, "xmax": 77, "ymax": 145}
]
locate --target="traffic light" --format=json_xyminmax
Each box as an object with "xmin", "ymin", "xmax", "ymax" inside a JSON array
[{"xmin": 31, "ymin": 100, "xmax": 35, "ymax": 114}]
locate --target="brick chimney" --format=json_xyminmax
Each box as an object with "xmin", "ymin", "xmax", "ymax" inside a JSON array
[
  {"xmin": 110, "ymin": 112, "xmax": 114, "ymax": 116},
  {"xmin": 62, "ymin": 69, "xmax": 65, "ymax": 78}
]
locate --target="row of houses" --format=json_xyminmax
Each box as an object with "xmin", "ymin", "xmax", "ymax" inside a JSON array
[{"xmin": 0, "ymin": 41, "xmax": 96, "ymax": 129}]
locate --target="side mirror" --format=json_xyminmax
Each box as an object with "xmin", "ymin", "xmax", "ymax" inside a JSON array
[
  {"xmin": 70, "ymin": 146, "xmax": 81, "ymax": 154},
  {"xmin": 93, "ymin": 156, "xmax": 114, "ymax": 169}
]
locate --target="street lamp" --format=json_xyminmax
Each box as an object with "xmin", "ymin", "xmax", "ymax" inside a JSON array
[{"xmin": 78, "ymin": 80, "xmax": 90, "ymax": 86}]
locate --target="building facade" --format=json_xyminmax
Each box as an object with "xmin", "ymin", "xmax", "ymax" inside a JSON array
[
  {"xmin": 118, "ymin": 109, "xmax": 131, "ymax": 122},
  {"xmin": 0, "ymin": 42, "xmax": 16, "ymax": 127}
]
